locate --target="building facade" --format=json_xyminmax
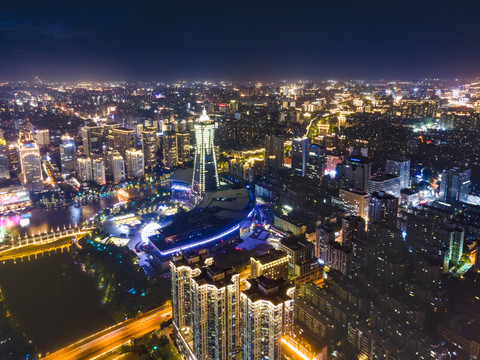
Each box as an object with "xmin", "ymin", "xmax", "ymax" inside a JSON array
[{"xmin": 192, "ymin": 110, "xmax": 219, "ymax": 194}]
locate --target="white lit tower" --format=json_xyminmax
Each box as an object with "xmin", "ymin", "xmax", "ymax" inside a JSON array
[
  {"xmin": 18, "ymin": 141, "xmax": 43, "ymax": 191},
  {"xmin": 192, "ymin": 109, "xmax": 219, "ymax": 195}
]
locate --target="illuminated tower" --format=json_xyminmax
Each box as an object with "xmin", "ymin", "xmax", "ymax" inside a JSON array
[
  {"xmin": 18, "ymin": 141, "xmax": 43, "ymax": 191},
  {"xmin": 142, "ymin": 126, "xmax": 157, "ymax": 168},
  {"xmin": 241, "ymin": 276, "xmax": 294, "ymax": 360},
  {"xmin": 92, "ymin": 159, "xmax": 106, "ymax": 185},
  {"xmin": 192, "ymin": 109, "xmax": 219, "ymax": 194},
  {"xmin": 0, "ymin": 137, "xmax": 10, "ymax": 180},
  {"xmin": 60, "ymin": 136, "xmax": 76, "ymax": 173},
  {"xmin": 126, "ymin": 148, "xmax": 144, "ymax": 178}
]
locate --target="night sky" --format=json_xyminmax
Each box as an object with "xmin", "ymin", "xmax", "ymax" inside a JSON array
[{"xmin": 1, "ymin": 0, "xmax": 479, "ymax": 81}]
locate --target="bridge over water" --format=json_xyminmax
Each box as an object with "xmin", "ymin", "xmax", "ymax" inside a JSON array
[{"xmin": 0, "ymin": 225, "xmax": 96, "ymax": 263}]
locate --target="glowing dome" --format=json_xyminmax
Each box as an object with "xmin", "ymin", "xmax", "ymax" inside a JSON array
[{"xmin": 141, "ymin": 222, "xmax": 161, "ymax": 245}]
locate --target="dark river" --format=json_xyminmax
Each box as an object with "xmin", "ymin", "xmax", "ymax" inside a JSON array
[{"xmin": 0, "ymin": 197, "xmax": 121, "ymax": 355}]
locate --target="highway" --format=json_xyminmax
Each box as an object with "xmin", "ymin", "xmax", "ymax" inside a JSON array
[{"xmin": 43, "ymin": 305, "xmax": 172, "ymax": 360}]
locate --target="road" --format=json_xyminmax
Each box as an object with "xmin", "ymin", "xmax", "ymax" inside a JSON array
[{"xmin": 43, "ymin": 305, "xmax": 172, "ymax": 360}]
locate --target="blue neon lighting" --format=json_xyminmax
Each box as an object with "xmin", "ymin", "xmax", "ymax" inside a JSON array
[{"xmin": 160, "ymin": 224, "xmax": 241, "ymax": 256}]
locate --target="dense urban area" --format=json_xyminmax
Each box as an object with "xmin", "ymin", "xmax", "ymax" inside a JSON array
[{"xmin": 1, "ymin": 78, "xmax": 480, "ymax": 360}]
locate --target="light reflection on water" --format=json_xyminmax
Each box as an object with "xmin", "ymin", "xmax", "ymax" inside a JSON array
[{"xmin": 3, "ymin": 196, "xmax": 120, "ymax": 237}]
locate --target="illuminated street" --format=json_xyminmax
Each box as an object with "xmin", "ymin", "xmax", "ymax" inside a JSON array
[{"xmin": 43, "ymin": 305, "xmax": 172, "ymax": 360}]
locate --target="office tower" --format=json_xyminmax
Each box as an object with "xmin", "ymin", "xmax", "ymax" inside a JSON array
[
  {"xmin": 291, "ymin": 137, "xmax": 310, "ymax": 177},
  {"xmin": 339, "ymin": 188, "xmax": 370, "ymax": 219},
  {"xmin": 343, "ymin": 157, "xmax": 371, "ymax": 193},
  {"xmin": 18, "ymin": 141, "xmax": 43, "ymax": 191},
  {"xmin": 438, "ymin": 167, "xmax": 471, "ymax": 206},
  {"xmin": 192, "ymin": 109, "xmax": 219, "ymax": 194},
  {"xmin": 111, "ymin": 152, "xmax": 125, "ymax": 182},
  {"xmin": 60, "ymin": 136, "xmax": 76, "ymax": 173},
  {"xmin": 342, "ymin": 215, "xmax": 366, "ymax": 246},
  {"xmin": 368, "ymin": 174, "xmax": 401, "ymax": 197},
  {"xmin": 111, "ymin": 127, "xmax": 136, "ymax": 158},
  {"xmin": 35, "ymin": 129, "xmax": 50, "ymax": 147},
  {"xmin": 76, "ymin": 156, "xmax": 92, "ymax": 181},
  {"xmin": 92, "ymin": 159, "xmax": 106, "ymax": 185},
  {"xmin": 176, "ymin": 132, "xmax": 190, "ymax": 164},
  {"xmin": 265, "ymin": 134, "xmax": 284, "ymax": 173},
  {"xmin": 126, "ymin": 148, "xmax": 144, "ymax": 178},
  {"xmin": 191, "ymin": 266, "xmax": 241, "ymax": 360},
  {"xmin": 368, "ymin": 191, "xmax": 399, "ymax": 225},
  {"xmin": 241, "ymin": 276, "xmax": 294, "ymax": 360},
  {"xmin": 81, "ymin": 126, "xmax": 103, "ymax": 157},
  {"xmin": 0, "ymin": 138, "xmax": 10, "ymax": 180},
  {"xmin": 386, "ymin": 155, "xmax": 410, "ymax": 190},
  {"xmin": 306, "ymin": 143, "xmax": 326, "ymax": 180},
  {"xmin": 163, "ymin": 132, "xmax": 178, "ymax": 169},
  {"xmin": 142, "ymin": 126, "xmax": 157, "ymax": 168},
  {"xmin": 250, "ymin": 250, "xmax": 289, "ymax": 280}
]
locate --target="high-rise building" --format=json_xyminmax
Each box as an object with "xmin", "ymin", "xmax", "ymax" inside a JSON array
[
  {"xmin": 92, "ymin": 159, "xmax": 106, "ymax": 185},
  {"xmin": 18, "ymin": 141, "xmax": 43, "ymax": 191},
  {"xmin": 111, "ymin": 127, "xmax": 136, "ymax": 158},
  {"xmin": 368, "ymin": 191, "xmax": 399, "ymax": 225},
  {"xmin": 385, "ymin": 155, "xmax": 410, "ymax": 190},
  {"xmin": 76, "ymin": 156, "xmax": 92, "ymax": 182},
  {"xmin": 400, "ymin": 99, "xmax": 438, "ymax": 119},
  {"xmin": 60, "ymin": 136, "xmax": 76, "ymax": 173},
  {"xmin": 250, "ymin": 250, "xmax": 289, "ymax": 280},
  {"xmin": 111, "ymin": 152, "xmax": 125, "ymax": 182},
  {"xmin": 163, "ymin": 132, "xmax": 178, "ymax": 169},
  {"xmin": 170, "ymin": 252, "xmax": 240, "ymax": 360},
  {"xmin": 35, "ymin": 129, "xmax": 50, "ymax": 147},
  {"xmin": 343, "ymin": 157, "xmax": 371, "ymax": 193},
  {"xmin": 368, "ymin": 174, "xmax": 401, "ymax": 197},
  {"xmin": 176, "ymin": 132, "xmax": 190, "ymax": 164},
  {"xmin": 126, "ymin": 148, "xmax": 144, "ymax": 178},
  {"xmin": 142, "ymin": 126, "xmax": 157, "ymax": 168},
  {"xmin": 0, "ymin": 138, "xmax": 10, "ymax": 180},
  {"xmin": 438, "ymin": 167, "xmax": 471, "ymax": 206},
  {"xmin": 241, "ymin": 276, "xmax": 294, "ymax": 360},
  {"xmin": 306, "ymin": 144, "xmax": 326, "ymax": 180},
  {"xmin": 339, "ymin": 188, "xmax": 370, "ymax": 219},
  {"xmin": 315, "ymin": 225, "xmax": 335, "ymax": 260},
  {"xmin": 192, "ymin": 110, "xmax": 219, "ymax": 194},
  {"xmin": 265, "ymin": 134, "xmax": 284, "ymax": 173},
  {"xmin": 191, "ymin": 266, "xmax": 241, "ymax": 360},
  {"xmin": 291, "ymin": 137, "xmax": 310, "ymax": 177},
  {"xmin": 342, "ymin": 215, "xmax": 366, "ymax": 246},
  {"xmin": 81, "ymin": 126, "xmax": 103, "ymax": 157},
  {"xmin": 280, "ymin": 236, "xmax": 315, "ymax": 277}
]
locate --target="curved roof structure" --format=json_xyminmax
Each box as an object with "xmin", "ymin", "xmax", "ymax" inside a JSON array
[{"xmin": 151, "ymin": 185, "xmax": 255, "ymax": 256}]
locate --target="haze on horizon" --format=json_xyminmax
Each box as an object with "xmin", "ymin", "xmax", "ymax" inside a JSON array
[{"xmin": 1, "ymin": 0, "xmax": 479, "ymax": 82}]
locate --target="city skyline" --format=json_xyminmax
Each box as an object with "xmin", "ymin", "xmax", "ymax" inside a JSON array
[{"xmin": 1, "ymin": 1, "xmax": 480, "ymax": 357}]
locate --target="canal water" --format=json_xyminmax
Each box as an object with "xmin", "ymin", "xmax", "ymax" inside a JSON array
[
  {"xmin": 2, "ymin": 196, "xmax": 120, "ymax": 238},
  {"xmin": 0, "ymin": 197, "xmax": 121, "ymax": 354}
]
